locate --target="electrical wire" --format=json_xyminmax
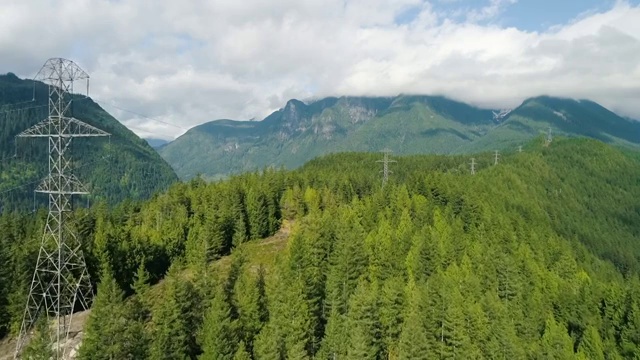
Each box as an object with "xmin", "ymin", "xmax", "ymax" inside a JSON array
[{"xmin": 93, "ymin": 98, "xmax": 188, "ymax": 130}]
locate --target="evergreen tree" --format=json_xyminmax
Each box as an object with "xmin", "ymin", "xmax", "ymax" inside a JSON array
[
  {"xmin": 345, "ymin": 280, "xmax": 381, "ymax": 359},
  {"xmin": 0, "ymin": 227, "xmax": 9, "ymax": 338},
  {"xmin": 379, "ymin": 277, "xmax": 404, "ymax": 356},
  {"xmin": 130, "ymin": 260, "xmax": 152, "ymax": 322},
  {"xmin": 540, "ymin": 317, "xmax": 575, "ymax": 359},
  {"xmin": 232, "ymin": 215, "xmax": 248, "ymax": 248},
  {"xmin": 441, "ymin": 283, "xmax": 471, "ymax": 359},
  {"xmin": 20, "ymin": 317, "xmax": 53, "ymax": 360},
  {"xmin": 253, "ymin": 324, "xmax": 284, "ymax": 360},
  {"xmin": 577, "ymin": 325, "xmax": 605, "ymax": 360},
  {"xmin": 150, "ymin": 265, "xmax": 202, "ymax": 359},
  {"xmin": 397, "ymin": 282, "xmax": 430, "ymax": 360},
  {"xmin": 317, "ymin": 306, "xmax": 348, "ymax": 359},
  {"xmin": 246, "ymin": 188, "xmax": 269, "ymax": 240},
  {"xmin": 233, "ymin": 341, "xmax": 252, "ymax": 360},
  {"xmin": 199, "ymin": 290, "xmax": 237, "ymax": 360},
  {"xmin": 233, "ymin": 271, "xmax": 263, "ymax": 351},
  {"xmin": 79, "ymin": 267, "xmax": 147, "ymax": 359}
]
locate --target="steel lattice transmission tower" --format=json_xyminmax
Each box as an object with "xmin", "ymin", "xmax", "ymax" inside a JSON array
[
  {"xmin": 470, "ymin": 157, "xmax": 476, "ymax": 175},
  {"xmin": 377, "ymin": 148, "xmax": 396, "ymax": 186},
  {"xmin": 14, "ymin": 58, "xmax": 109, "ymax": 359}
]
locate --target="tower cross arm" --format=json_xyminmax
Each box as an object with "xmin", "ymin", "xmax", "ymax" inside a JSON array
[{"xmin": 17, "ymin": 117, "xmax": 110, "ymax": 138}]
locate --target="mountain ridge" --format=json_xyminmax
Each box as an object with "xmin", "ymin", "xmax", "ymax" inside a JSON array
[
  {"xmin": 159, "ymin": 94, "xmax": 640, "ymax": 180},
  {"xmin": 0, "ymin": 73, "xmax": 179, "ymax": 209}
]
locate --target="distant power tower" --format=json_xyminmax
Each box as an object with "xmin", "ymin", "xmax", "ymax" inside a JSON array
[
  {"xmin": 377, "ymin": 148, "xmax": 396, "ymax": 186},
  {"xmin": 494, "ymin": 150, "xmax": 500, "ymax": 165},
  {"xmin": 14, "ymin": 58, "xmax": 109, "ymax": 359},
  {"xmin": 470, "ymin": 158, "xmax": 476, "ymax": 175},
  {"xmin": 518, "ymin": 145, "xmax": 522, "ymax": 153},
  {"xmin": 546, "ymin": 126, "xmax": 553, "ymax": 145}
]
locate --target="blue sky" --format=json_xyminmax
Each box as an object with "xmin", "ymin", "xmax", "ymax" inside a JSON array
[
  {"xmin": 398, "ymin": 0, "xmax": 640, "ymax": 31},
  {"xmin": 499, "ymin": 0, "xmax": 638, "ymax": 30}
]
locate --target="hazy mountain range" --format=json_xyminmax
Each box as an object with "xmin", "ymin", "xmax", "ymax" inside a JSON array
[{"xmin": 158, "ymin": 94, "xmax": 640, "ymax": 180}]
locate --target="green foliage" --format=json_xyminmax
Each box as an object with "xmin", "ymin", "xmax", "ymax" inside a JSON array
[
  {"xmin": 232, "ymin": 341, "xmax": 251, "ymax": 360},
  {"xmin": 150, "ymin": 265, "xmax": 202, "ymax": 360},
  {"xmin": 20, "ymin": 317, "xmax": 53, "ymax": 360},
  {"xmin": 3, "ymin": 137, "xmax": 640, "ymax": 360},
  {"xmin": 79, "ymin": 266, "xmax": 148, "ymax": 359},
  {"xmin": 199, "ymin": 288, "xmax": 237, "ymax": 360}
]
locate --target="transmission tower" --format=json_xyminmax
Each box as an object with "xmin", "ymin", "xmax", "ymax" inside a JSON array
[
  {"xmin": 470, "ymin": 158, "xmax": 476, "ymax": 175},
  {"xmin": 518, "ymin": 145, "xmax": 522, "ymax": 153},
  {"xmin": 494, "ymin": 150, "xmax": 500, "ymax": 165},
  {"xmin": 376, "ymin": 148, "xmax": 396, "ymax": 186},
  {"xmin": 14, "ymin": 58, "xmax": 109, "ymax": 359},
  {"xmin": 546, "ymin": 126, "xmax": 553, "ymax": 145}
]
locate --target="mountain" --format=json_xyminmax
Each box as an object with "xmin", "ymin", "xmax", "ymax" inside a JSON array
[
  {"xmin": 0, "ymin": 73, "xmax": 178, "ymax": 210},
  {"xmin": 159, "ymin": 94, "xmax": 640, "ymax": 180},
  {"xmin": 145, "ymin": 138, "xmax": 169, "ymax": 149},
  {"xmin": 3, "ymin": 137, "xmax": 640, "ymax": 358},
  {"xmin": 461, "ymin": 96, "xmax": 640, "ymax": 152}
]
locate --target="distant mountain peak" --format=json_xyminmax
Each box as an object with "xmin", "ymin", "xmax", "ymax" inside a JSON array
[{"xmin": 159, "ymin": 94, "xmax": 640, "ymax": 180}]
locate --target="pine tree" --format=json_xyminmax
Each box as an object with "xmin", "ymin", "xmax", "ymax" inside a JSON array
[
  {"xmin": 0, "ymin": 225, "xmax": 9, "ymax": 338},
  {"xmin": 232, "ymin": 215, "xmax": 248, "ymax": 248},
  {"xmin": 199, "ymin": 290, "xmax": 237, "ymax": 360},
  {"xmin": 347, "ymin": 325, "xmax": 377, "ymax": 360},
  {"xmin": 150, "ymin": 266, "xmax": 202, "ymax": 359},
  {"xmin": 345, "ymin": 280, "xmax": 381, "ymax": 359},
  {"xmin": 540, "ymin": 317, "xmax": 574, "ymax": 359},
  {"xmin": 233, "ymin": 341, "xmax": 252, "ymax": 360},
  {"xmin": 253, "ymin": 324, "xmax": 284, "ymax": 360},
  {"xmin": 130, "ymin": 260, "xmax": 152, "ymax": 322},
  {"xmin": 20, "ymin": 317, "xmax": 53, "ymax": 360},
  {"xmin": 379, "ymin": 278, "xmax": 404, "ymax": 356},
  {"xmin": 317, "ymin": 306, "xmax": 348, "ymax": 359},
  {"xmin": 396, "ymin": 280, "xmax": 430, "ymax": 360},
  {"xmin": 79, "ymin": 266, "xmax": 147, "ymax": 359},
  {"xmin": 233, "ymin": 271, "xmax": 263, "ymax": 351},
  {"xmin": 246, "ymin": 188, "xmax": 269, "ymax": 240},
  {"xmin": 441, "ymin": 283, "xmax": 471, "ymax": 359},
  {"xmin": 577, "ymin": 325, "xmax": 604, "ymax": 360},
  {"xmin": 324, "ymin": 208, "xmax": 367, "ymax": 314}
]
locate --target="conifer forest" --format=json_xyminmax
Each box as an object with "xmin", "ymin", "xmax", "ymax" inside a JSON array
[{"xmin": 2, "ymin": 136, "xmax": 640, "ymax": 359}]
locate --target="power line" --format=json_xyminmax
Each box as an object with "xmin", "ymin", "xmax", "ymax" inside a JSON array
[
  {"xmin": 0, "ymin": 98, "xmax": 36, "ymax": 110},
  {"xmin": 94, "ymin": 99, "xmax": 188, "ymax": 130},
  {"xmin": 0, "ymin": 103, "xmax": 47, "ymax": 115}
]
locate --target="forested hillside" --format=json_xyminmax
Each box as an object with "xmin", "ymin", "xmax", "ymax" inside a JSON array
[
  {"xmin": 2, "ymin": 137, "xmax": 640, "ymax": 359},
  {"xmin": 0, "ymin": 73, "xmax": 178, "ymax": 211}
]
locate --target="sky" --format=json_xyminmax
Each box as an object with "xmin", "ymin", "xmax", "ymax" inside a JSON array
[{"xmin": 1, "ymin": 0, "xmax": 639, "ymax": 140}]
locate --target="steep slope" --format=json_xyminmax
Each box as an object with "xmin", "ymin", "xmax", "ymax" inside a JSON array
[
  {"xmin": 463, "ymin": 96, "xmax": 640, "ymax": 152},
  {"xmin": 0, "ymin": 73, "xmax": 178, "ymax": 210},
  {"xmin": 160, "ymin": 95, "xmax": 497, "ymax": 179}
]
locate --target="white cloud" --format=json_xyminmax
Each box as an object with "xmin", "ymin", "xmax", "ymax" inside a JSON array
[{"xmin": 0, "ymin": 0, "xmax": 639, "ymax": 140}]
